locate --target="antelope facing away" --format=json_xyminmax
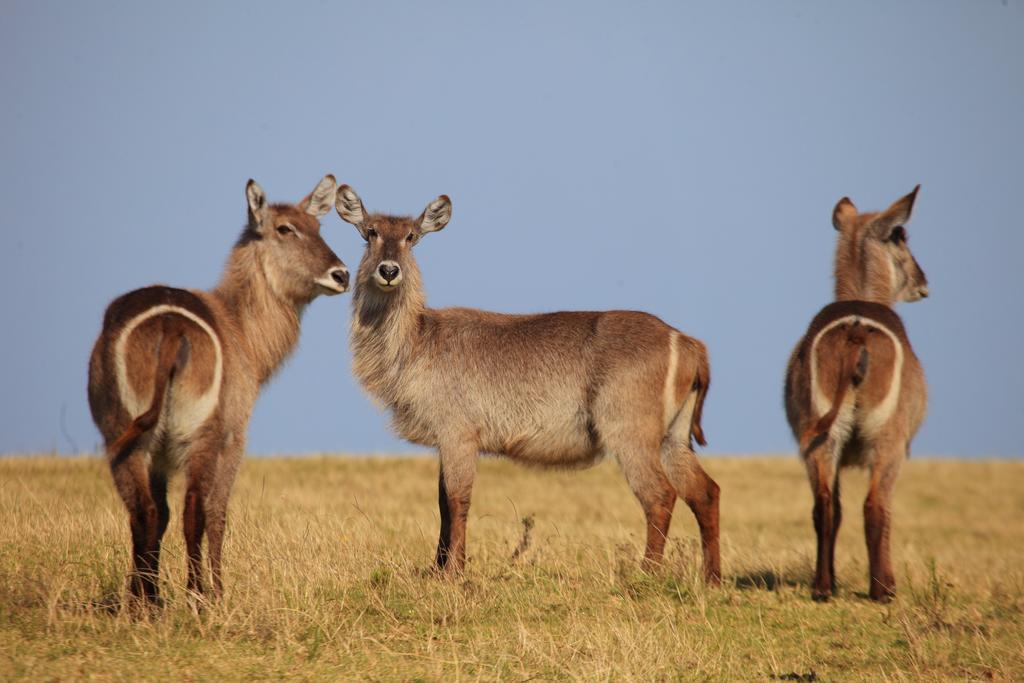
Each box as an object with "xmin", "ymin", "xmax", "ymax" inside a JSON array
[
  {"xmin": 784, "ymin": 186, "xmax": 928, "ymax": 602},
  {"xmin": 336, "ymin": 186, "xmax": 721, "ymax": 583},
  {"xmin": 88, "ymin": 176, "xmax": 348, "ymax": 605}
]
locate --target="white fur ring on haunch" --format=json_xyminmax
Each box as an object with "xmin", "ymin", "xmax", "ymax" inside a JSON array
[
  {"xmin": 784, "ymin": 186, "xmax": 929, "ymax": 603},
  {"xmin": 88, "ymin": 175, "xmax": 349, "ymax": 606}
]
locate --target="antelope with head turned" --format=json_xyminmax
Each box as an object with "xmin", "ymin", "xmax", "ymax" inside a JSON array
[
  {"xmin": 336, "ymin": 185, "xmax": 721, "ymax": 583},
  {"xmin": 784, "ymin": 186, "xmax": 929, "ymax": 602},
  {"xmin": 88, "ymin": 176, "xmax": 348, "ymax": 605}
]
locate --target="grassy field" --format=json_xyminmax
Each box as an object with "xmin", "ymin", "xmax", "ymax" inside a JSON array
[{"xmin": 1, "ymin": 454, "xmax": 1021, "ymax": 681}]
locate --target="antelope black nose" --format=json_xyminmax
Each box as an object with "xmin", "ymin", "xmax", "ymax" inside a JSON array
[
  {"xmin": 330, "ymin": 267, "xmax": 349, "ymax": 289},
  {"xmin": 378, "ymin": 263, "xmax": 400, "ymax": 282}
]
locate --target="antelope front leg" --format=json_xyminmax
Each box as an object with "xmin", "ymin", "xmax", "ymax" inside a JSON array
[
  {"xmin": 204, "ymin": 446, "xmax": 242, "ymax": 599},
  {"xmin": 182, "ymin": 445, "xmax": 218, "ymax": 597},
  {"xmin": 434, "ymin": 443, "xmax": 477, "ymax": 574},
  {"xmin": 864, "ymin": 452, "xmax": 902, "ymax": 602},
  {"xmin": 434, "ymin": 464, "xmax": 452, "ymax": 569},
  {"xmin": 183, "ymin": 481, "xmax": 207, "ymax": 596}
]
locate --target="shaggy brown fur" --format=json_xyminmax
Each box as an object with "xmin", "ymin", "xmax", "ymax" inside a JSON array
[
  {"xmin": 336, "ymin": 186, "xmax": 720, "ymax": 583},
  {"xmin": 784, "ymin": 187, "xmax": 929, "ymax": 602},
  {"xmin": 88, "ymin": 176, "xmax": 348, "ymax": 605}
]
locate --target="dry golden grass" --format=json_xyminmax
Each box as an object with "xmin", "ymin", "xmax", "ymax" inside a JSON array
[{"xmin": 1, "ymin": 454, "xmax": 1022, "ymax": 681}]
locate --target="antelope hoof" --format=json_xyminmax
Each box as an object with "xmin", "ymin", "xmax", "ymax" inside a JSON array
[
  {"xmin": 124, "ymin": 594, "xmax": 165, "ymax": 620},
  {"xmin": 869, "ymin": 587, "xmax": 895, "ymax": 603},
  {"xmin": 640, "ymin": 559, "xmax": 664, "ymax": 574},
  {"xmin": 442, "ymin": 564, "xmax": 465, "ymax": 579},
  {"xmin": 431, "ymin": 558, "xmax": 464, "ymax": 579}
]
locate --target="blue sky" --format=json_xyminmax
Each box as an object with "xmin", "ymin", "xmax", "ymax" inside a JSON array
[{"xmin": 1, "ymin": 1, "xmax": 1021, "ymax": 457}]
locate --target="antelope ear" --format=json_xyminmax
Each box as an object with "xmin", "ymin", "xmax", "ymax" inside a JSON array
[
  {"xmin": 832, "ymin": 197, "xmax": 857, "ymax": 231},
  {"xmin": 301, "ymin": 174, "xmax": 337, "ymax": 218},
  {"xmin": 246, "ymin": 179, "xmax": 269, "ymax": 231},
  {"xmin": 872, "ymin": 185, "xmax": 920, "ymax": 240},
  {"xmin": 336, "ymin": 184, "xmax": 368, "ymax": 238},
  {"xmin": 417, "ymin": 195, "xmax": 452, "ymax": 235}
]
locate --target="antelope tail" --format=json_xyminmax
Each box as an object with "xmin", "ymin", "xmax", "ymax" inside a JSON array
[
  {"xmin": 690, "ymin": 351, "xmax": 710, "ymax": 448},
  {"xmin": 803, "ymin": 330, "xmax": 868, "ymax": 445},
  {"xmin": 109, "ymin": 323, "xmax": 190, "ymax": 462}
]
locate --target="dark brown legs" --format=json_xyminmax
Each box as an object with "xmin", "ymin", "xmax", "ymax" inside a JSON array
[
  {"xmin": 151, "ymin": 471, "xmax": 171, "ymax": 556},
  {"xmin": 111, "ymin": 451, "xmax": 167, "ymax": 605},
  {"xmin": 617, "ymin": 448, "xmax": 677, "ymax": 569},
  {"xmin": 204, "ymin": 455, "xmax": 239, "ymax": 598},
  {"xmin": 182, "ymin": 436, "xmax": 232, "ymax": 599},
  {"xmin": 828, "ymin": 475, "xmax": 842, "ymax": 595},
  {"xmin": 639, "ymin": 476, "xmax": 676, "ymax": 570},
  {"xmin": 434, "ymin": 447, "xmax": 477, "ymax": 574},
  {"xmin": 806, "ymin": 444, "xmax": 838, "ymax": 602},
  {"xmin": 111, "ymin": 451, "xmax": 159, "ymax": 604},
  {"xmin": 806, "ymin": 439, "xmax": 903, "ymax": 602},
  {"xmin": 183, "ymin": 480, "xmax": 207, "ymax": 595},
  {"xmin": 148, "ymin": 470, "xmax": 170, "ymax": 602},
  {"xmin": 432, "ymin": 442, "xmax": 720, "ymax": 584},
  {"xmin": 864, "ymin": 456, "xmax": 901, "ymax": 602},
  {"xmin": 111, "ymin": 434, "xmax": 236, "ymax": 605},
  {"xmin": 661, "ymin": 443, "xmax": 722, "ymax": 584},
  {"xmin": 682, "ymin": 464, "xmax": 721, "ymax": 585},
  {"xmin": 434, "ymin": 465, "xmax": 453, "ymax": 569}
]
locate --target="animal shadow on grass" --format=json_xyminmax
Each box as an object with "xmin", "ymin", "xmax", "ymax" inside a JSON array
[
  {"xmin": 733, "ymin": 568, "xmax": 807, "ymax": 592},
  {"xmin": 735, "ymin": 570, "xmax": 896, "ymax": 605},
  {"xmin": 91, "ymin": 592, "xmax": 170, "ymax": 620},
  {"xmin": 89, "ymin": 592, "xmax": 123, "ymax": 616},
  {"xmin": 78, "ymin": 575, "xmax": 172, "ymax": 620},
  {"xmin": 61, "ymin": 590, "xmax": 145, "ymax": 620}
]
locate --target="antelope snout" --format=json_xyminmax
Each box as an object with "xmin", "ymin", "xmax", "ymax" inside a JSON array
[
  {"xmin": 316, "ymin": 265, "xmax": 349, "ymax": 295},
  {"xmin": 917, "ymin": 285, "xmax": 929, "ymax": 299},
  {"xmin": 330, "ymin": 266, "xmax": 349, "ymax": 290},
  {"xmin": 374, "ymin": 260, "xmax": 402, "ymax": 289}
]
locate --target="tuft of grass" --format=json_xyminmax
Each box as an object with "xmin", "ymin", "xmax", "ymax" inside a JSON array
[{"xmin": 0, "ymin": 454, "xmax": 1022, "ymax": 680}]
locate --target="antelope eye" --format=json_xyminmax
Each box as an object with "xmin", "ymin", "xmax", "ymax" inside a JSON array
[
  {"xmin": 276, "ymin": 224, "xmax": 294, "ymax": 236},
  {"xmin": 889, "ymin": 226, "xmax": 906, "ymax": 244},
  {"xmin": 366, "ymin": 228, "xmax": 378, "ymax": 239},
  {"xmin": 406, "ymin": 232, "xmax": 416, "ymax": 243}
]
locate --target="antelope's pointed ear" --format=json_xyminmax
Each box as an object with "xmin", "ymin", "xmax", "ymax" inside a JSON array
[
  {"xmin": 832, "ymin": 197, "xmax": 857, "ymax": 231},
  {"xmin": 872, "ymin": 184, "xmax": 920, "ymax": 240},
  {"xmin": 417, "ymin": 195, "xmax": 452, "ymax": 235},
  {"xmin": 301, "ymin": 174, "xmax": 337, "ymax": 218},
  {"xmin": 336, "ymin": 184, "xmax": 368, "ymax": 238},
  {"xmin": 246, "ymin": 179, "xmax": 269, "ymax": 231}
]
